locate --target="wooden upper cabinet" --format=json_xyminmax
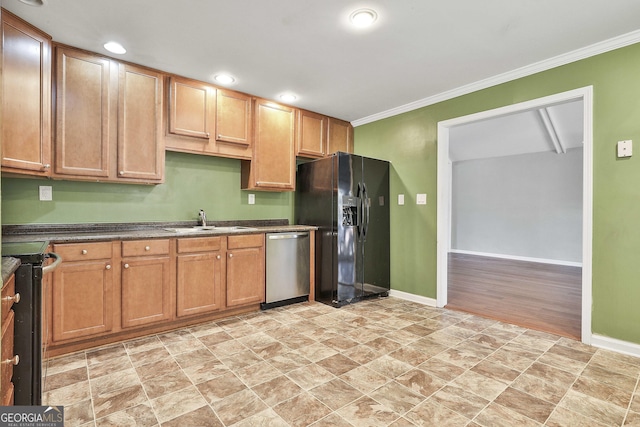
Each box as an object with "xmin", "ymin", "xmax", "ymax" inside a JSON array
[
  {"xmin": 1, "ymin": 10, "xmax": 52, "ymax": 177},
  {"xmin": 216, "ymin": 88, "xmax": 253, "ymax": 158},
  {"xmin": 54, "ymin": 45, "xmax": 164, "ymax": 183},
  {"xmin": 242, "ymin": 98, "xmax": 295, "ymax": 191},
  {"xmin": 168, "ymin": 76, "xmax": 215, "ymax": 140},
  {"xmin": 54, "ymin": 46, "xmax": 112, "ymax": 178},
  {"xmin": 296, "ymin": 109, "xmax": 326, "ymax": 158},
  {"xmin": 327, "ymin": 117, "xmax": 353, "ymax": 155},
  {"xmin": 117, "ymin": 63, "xmax": 164, "ymax": 182}
]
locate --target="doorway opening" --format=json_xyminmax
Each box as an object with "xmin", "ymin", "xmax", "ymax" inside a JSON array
[{"xmin": 436, "ymin": 87, "xmax": 593, "ymax": 344}]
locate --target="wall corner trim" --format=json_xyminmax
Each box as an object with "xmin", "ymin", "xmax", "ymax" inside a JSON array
[
  {"xmin": 590, "ymin": 334, "xmax": 640, "ymax": 359},
  {"xmin": 389, "ymin": 289, "xmax": 437, "ymax": 307}
]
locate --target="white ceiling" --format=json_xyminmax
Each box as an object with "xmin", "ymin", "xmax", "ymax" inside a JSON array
[
  {"xmin": 449, "ymin": 99, "xmax": 584, "ymax": 162},
  {"xmin": 3, "ymin": 0, "xmax": 640, "ymax": 125}
]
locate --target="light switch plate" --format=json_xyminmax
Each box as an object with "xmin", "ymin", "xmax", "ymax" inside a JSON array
[
  {"xmin": 617, "ymin": 140, "xmax": 632, "ymax": 158},
  {"xmin": 39, "ymin": 186, "xmax": 52, "ymax": 201},
  {"xmin": 248, "ymin": 193, "xmax": 255, "ymax": 205},
  {"xmin": 417, "ymin": 193, "xmax": 427, "ymax": 205},
  {"xmin": 398, "ymin": 194, "xmax": 405, "ymax": 205}
]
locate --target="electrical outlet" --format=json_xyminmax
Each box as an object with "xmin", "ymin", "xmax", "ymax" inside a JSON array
[
  {"xmin": 39, "ymin": 186, "xmax": 52, "ymax": 201},
  {"xmin": 417, "ymin": 193, "xmax": 427, "ymax": 205},
  {"xmin": 617, "ymin": 140, "xmax": 632, "ymax": 158},
  {"xmin": 248, "ymin": 193, "xmax": 255, "ymax": 205},
  {"xmin": 398, "ymin": 194, "xmax": 405, "ymax": 205}
]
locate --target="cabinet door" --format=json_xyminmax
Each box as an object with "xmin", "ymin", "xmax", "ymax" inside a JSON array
[
  {"xmin": 168, "ymin": 76, "xmax": 215, "ymax": 140},
  {"xmin": 296, "ymin": 109, "xmax": 326, "ymax": 158},
  {"xmin": 117, "ymin": 63, "xmax": 164, "ymax": 182},
  {"xmin": 243, "ymin": 99, "xmax": 295, "ymax": 190},
  {"xmin": 55, "ymin": 46, "xmax": 111, "ymax": 178},
  {"xmin": 176, "ymin": 252, "xmax": 224, "ymax": 317},
  {"xmin": 226, "ymin": 245, "xmax": 265, "ymax": 307},
  {"xmin": 51, "ymin": 260, "xmax": 114, "ymax": 342},
  {"xmin": 216, "ymin": 89, "xmax": 253, "ymax": 151},
  {"xmin": 121, "ymin": 256, "xmax": 172, "ymax": 328},
  {"xmin": 327, "ymin": 117, "xmax": 353, "ymax": 155},
  {"xmin": 1, "ymin": 11, "xmax": 52, "ymax": 176}
]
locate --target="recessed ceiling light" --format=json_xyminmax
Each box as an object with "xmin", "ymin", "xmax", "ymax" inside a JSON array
[
  {"xmin": 18, "ymin": 0, "xmax": 46, "ymax": 6},
  {"xmin": 279, "ymin": 93, "xmax": 297, "ymax": 103},
  {"xmin": 103, "ymin": 41, "xmax": 126, "ymax": 55},
  {"xmin": 349, "ymin": 8, "xmax": 378, "ymax": 28},
  {"xmin": 214, "ymin": 74, "xmax": 236, "ymax": 85}
]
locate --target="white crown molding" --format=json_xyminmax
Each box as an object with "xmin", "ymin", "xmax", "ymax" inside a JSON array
[{"xmin": 351, "ymin": 29, "xmax": 640, "ymax": 127}]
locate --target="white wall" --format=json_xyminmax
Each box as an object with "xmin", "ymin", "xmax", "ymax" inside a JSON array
[{"xmin": 451, "ymin": 147, "xmax": 583, "ymax": 263}]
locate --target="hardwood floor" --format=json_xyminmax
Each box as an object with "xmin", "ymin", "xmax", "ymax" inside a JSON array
[{"xmin": 446, "ymin": 252, "xmax": 582, "ymax": 340}]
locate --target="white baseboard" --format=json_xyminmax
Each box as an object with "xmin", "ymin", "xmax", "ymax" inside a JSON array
[
  {"xmin": 389, "ymin": 289, "xmax": 437, "ymax": 307},
  {"xmin": 590, "ymin": 334, "xmax": 640, "ymax": 358},
  {"xmin": 449, "ymin": 249, "xmax": 583, "ymax": 268}
]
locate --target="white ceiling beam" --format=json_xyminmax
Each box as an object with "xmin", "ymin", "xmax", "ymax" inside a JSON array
[{"xmin": 538, "ymin": 108, "xmax": 566, "ymax": 154}]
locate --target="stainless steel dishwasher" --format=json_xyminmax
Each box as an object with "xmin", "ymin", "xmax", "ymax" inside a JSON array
[{"xmin": 261, "ymin": 231, "xmax": 310, "ymax": 309}]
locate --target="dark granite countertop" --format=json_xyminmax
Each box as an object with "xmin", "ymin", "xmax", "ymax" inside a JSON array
[
  {"xmin": 2, "ymin": 257, "xmax": 21, "ymax": 283},
  {"xmin": 2, "ymin": 220, "xmax": 317, "ymax": 244}
]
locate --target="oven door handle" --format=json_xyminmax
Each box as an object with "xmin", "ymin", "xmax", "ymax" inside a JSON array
[{"xmin": 42, "ymin": 252, "xmax": 62, "ymax": 275}]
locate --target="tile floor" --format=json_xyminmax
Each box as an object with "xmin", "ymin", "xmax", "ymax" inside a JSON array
[{"xmin": 42, "ymin": 297, "xmax": 640, "ymax": 426}]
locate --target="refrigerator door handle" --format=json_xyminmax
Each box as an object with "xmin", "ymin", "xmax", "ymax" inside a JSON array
[
  {"xmin": 362, "ymin": 183, "xmax": 370, "ymax": 241},
  {"xmin": 356, "ymin": 182, "xmax": 364, "ymax": 240}
]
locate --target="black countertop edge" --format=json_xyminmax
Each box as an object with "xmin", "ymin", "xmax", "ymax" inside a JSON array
[
  {"xmin": 2, "ymin": 257, "xmax": 21, "ymax": 283},
  {"xmin": 2, "ymin": 219, "xmax": 289, "ymax": 235}
]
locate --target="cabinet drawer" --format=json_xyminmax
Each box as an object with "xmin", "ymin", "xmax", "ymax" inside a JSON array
[
  {"xmin": 1, "ymin": 310, "xmax": 16, "ymax": 396},
  {"xmin": 53, "ymin": 242, "xmax": 113, "ymax": 261},
  {"xmin": 122, "ymin": 239, "xmax": 170, "ymax": 257},
  {"xmin": 177, "ymin": 237, "xmax": 223, "ymax": 254},
  {"xmin": 1, "ymin": 275, "xmax": 16, "ymax": 324},
  {"xmin": 228, "ymin": 234, "xmax": 264, "ymax": 250}
]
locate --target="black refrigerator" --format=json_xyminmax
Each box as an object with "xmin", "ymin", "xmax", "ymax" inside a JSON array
[{"xmin": 295, "ymin": 152, "xmax": 390, "ymax": 306}]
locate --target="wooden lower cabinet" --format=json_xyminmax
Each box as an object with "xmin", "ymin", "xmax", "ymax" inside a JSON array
[
  {"xmin": 176, "ymin": 237, "xmax": 225, "ymax": 317},
  {"xmin": 121, "ymin": 256, "xmax": 172, "ymax": 328},
  {"xmin": 46, "ymin": 234, "xmax": 266, "ymax": 354},
  {"xmin": 1, "ymin": 274, "xmax": 18, "ymax": 405},
  {"xmin": 226, "ymin": 234, "xmax": 265, "ymax": 307},
  {"xmin": 51, "ymin": 258, "xmax": 114, "ymax": 342}
]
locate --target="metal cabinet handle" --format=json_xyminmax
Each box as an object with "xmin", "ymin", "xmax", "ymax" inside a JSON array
[
  {"xmin": 3, "ymin": 355, "xmax": 19, "ymax": 366},
  {"xmin": 43, "ymin": 164, "xmax": 50, "ymax": 169},
  {"xmin": 2, "ymin": 293, "xmax": 20, "ymax": 304},
  {"xmin": 81, "ymin": 249, "xmax": 88, "ymax": 255},
  {"xmin": 216, "ymin": 255, "xmax": 221, "ymax": 259},
  {"xmin": 119, "ymin": 171, "xmax": 124, "ymax": 175},
  {"xmin": 124, "ymin": 264, "xmax": 130, "ymax": 269},
  {"xmin": 229, "ymin": 253, "xmax": 233, "ymax": 258},
  {"xmin": 105, "ymin": 264, "xmax": 111, "ymax": 270},
  {"xmin": 205, "ymin": 132, "xmax": 210, "ymax": 138},
  {"xmin": 145, "ymin": 246, "xmax": 150, "ymax": 251}
]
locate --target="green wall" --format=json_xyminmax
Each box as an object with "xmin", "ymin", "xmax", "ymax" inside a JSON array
[
  {"xmin": 1, "ymin": 151, "xmax": 294, "ymax": 225},
  {"xmin": 354, "ymin": 42, "xmax": 640, "ymax": 344}
]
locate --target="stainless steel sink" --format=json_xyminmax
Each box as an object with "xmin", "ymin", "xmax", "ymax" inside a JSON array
[{"xmin": 163, "ymin": 226, "xmax": 257, "ymax": 233}]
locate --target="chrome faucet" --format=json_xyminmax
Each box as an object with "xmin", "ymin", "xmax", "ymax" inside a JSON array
[{"xmin": 198, "ymin": 209, "xmax": 207, "ymax": 227}]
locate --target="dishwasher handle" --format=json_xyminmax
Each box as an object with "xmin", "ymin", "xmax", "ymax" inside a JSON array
[{"xmin": 267, "ymin": 233, "xmax": 309, "ymax": 240}]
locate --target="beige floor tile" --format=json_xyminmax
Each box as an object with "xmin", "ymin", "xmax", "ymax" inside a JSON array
[
  {"xmin": 252, "ymin": 375, "xmax": 303, "ymax": 407},
  {"xmin": 211, "ymin": 388, "xmax": 269, "ymax": 426},
  {"xmin": 451, "ymin": 370, "xmax": 508, "ymax": 401},
  {"xmin": 94, "ymin": 402, "xmax": 158, "ymax": 427},
  {"xmin": 309, "ymin": 378, "xmax": 363, "ymax": 411},
  {"xmin": 405, "ymin": 399, "xmax": 470, "ymax": 427},
  {"xmin": 311, "ymin": 412, "xmax": 356, "ymax": 427},
  {"xmin": 558, "ymin": 389, "xmax": 627, "ymax": 426},
  {"xmin": 161, "ymin": 405, "xmax": 222, "ymax": 427},
  {"xmin": 233, "ymin": 408, "xmax": 290, "ymax": 427},
  {"xmin": 287, "ymin": 363, "xmax": 335, "ymax": 390},
  {"xmin": 236, "ymin": 360, "xmax": 282, "ymax": 387},
  {"xmin": 369, "ymin": 381, "xmax": 425, "ymax": 415},
  {"xmin": 337, "ymin": 396, "xmax": 399, "ymax": 427},
  {"xmin": 43, "ymin": 379, "xmax": 91, "ymax": 406},
  {"xmin": 93, "ymin": 384, "xmax": 148, "ymax": 419},
  {"xmin": 141, "ymin": 369, "xmax": 192, "ymax": 400},
  {"xmin": 395, "ymin": 369, "xmax": 447, "ymax": 398},
  {"xmin": 367, "ymin": 354, "xmax": 413, "ymax": 378},
  {"xmin": 473, "ymin": 402, "xmax": 542, "ymax": 427},
  {"xmin": 151, "ymin": 385, "xmax": 207, "ymax": 424},
  {"xmin": 340, "ymin": 365, "xmax": 390, "ymax": 394},
  {"xmin": 43, "ymin": 366, "xmax": 88, "ymax": 392},
  {"xmin": 196, "ymin": 372, "xmax": 245, "ymax": 404},
  {"xmin": 316, "ymin": 353, "xmax": 360, "ymax": 376},
  {"xmin": 494, "ymin": 386, "xmax": 556, "ymax": 424},
  {"xmin": 90, "ymin": 367, "xmax": 140, "ymax": 396},
  {"xmin": 274, "ymin": 391, "xmax": 332, "ymax": 426},
  {"xmin": 181, "ymin": 358, "xmax": 230, "ymax": 384},
  {"xmin": 432, "ymin": 384, "xmax": 489, "ymax": 420}
]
